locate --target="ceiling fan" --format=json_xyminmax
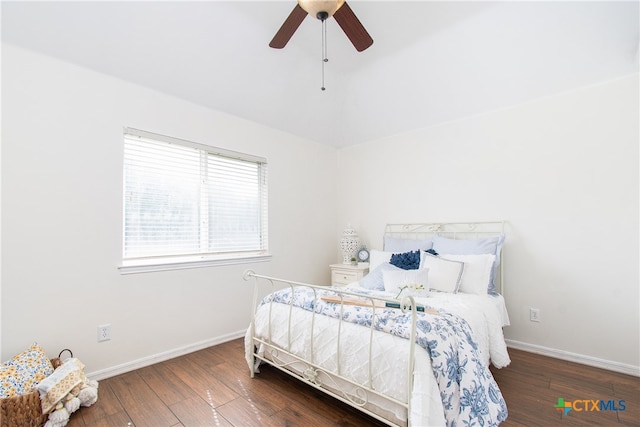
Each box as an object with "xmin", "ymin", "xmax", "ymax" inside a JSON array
[{"xmin": 269, "ymin": 0, "xmax": 373, "ymax": 52}]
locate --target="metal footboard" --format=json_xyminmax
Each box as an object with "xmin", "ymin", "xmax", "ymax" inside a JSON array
[{"xmin": 243, "ymin": 270, "xmax": 419, "ymax": 427}]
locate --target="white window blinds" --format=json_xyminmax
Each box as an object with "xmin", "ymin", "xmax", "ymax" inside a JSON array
[{"xmin": 123, "ymin": 128, "xmax": 268, "ymax": 265}]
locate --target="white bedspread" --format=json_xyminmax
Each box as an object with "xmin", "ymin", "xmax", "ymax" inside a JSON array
[
  {"xmin": 245, "ymin": 287, "xmax": 510, "ymax": 426},
  {"xmin": 408, "ymin": 290, "xmax": 511, "ymax": 369}
]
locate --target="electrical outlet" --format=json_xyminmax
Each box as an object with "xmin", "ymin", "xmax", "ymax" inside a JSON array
[
  {"xmin": 530, "ymin": 308, "xmax": 541, "ymax": 322},
  {"xmin": 97, "ymin": 324, "xmax": 111, "ymax": 342}
]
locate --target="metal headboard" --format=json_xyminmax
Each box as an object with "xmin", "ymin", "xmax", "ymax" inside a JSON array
[{"xmin": 384, "ymin": 221, "xmax": 506, "ymax": 294}]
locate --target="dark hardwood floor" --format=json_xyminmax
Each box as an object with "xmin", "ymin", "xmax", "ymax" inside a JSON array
[
  {"xmin": 490, "ymin": 349, "xmax": 639, "ymax": 426},
  {"xmin": 66, "ymin": 339, "xmax": 639, "ymax": 426}
]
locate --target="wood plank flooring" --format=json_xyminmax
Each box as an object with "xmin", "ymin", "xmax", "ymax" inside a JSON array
[
  {"xmin": 490, "ymin": 349, "xmax": 639, "ymax": 426},
  {"xmin": 66, "ymin": 339, "xmax": 639, "ymax": 426}
]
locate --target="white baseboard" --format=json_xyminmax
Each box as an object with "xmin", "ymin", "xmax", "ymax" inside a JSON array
[
  {"xmin": 85, "ymin": 334, "xmax": 640, "ymax": 381},
  {"xmin": 506, "ymin": 339, "xmax": 640, "ymax": 377},
  {"xmin": 86, "ymin": 330, "xmax": 246, "ymax": 381}
]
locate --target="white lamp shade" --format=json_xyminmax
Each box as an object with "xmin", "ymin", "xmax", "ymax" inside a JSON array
[{"xmin": 298, "ymin": 0, "xmax": 346, "ymax": 19}]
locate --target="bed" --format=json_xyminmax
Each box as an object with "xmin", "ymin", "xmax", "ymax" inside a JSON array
[{"xmin": 244, "ymin": 221, "xmax": 510, "ymax": 426}]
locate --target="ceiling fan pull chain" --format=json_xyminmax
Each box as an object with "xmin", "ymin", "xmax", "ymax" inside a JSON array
[{"xmin": 321, "ymin": 18, "xmax": 328, "ymax": 91}]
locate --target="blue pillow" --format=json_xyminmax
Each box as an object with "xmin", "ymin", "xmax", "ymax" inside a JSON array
[
  {"xmin": 384, "ymin": 236, "xmax": 433, "ymax": 252},
  {"xmin": 389, "ymin": 250, "xmax": 421, "ymax": 270},
  {"xmin": 357, "ymin": 263, "xmax": 403, "ymax": 291}
]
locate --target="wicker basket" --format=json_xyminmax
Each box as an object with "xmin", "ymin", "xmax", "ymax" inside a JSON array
[{"xmin": 0, "ymin": 358, "xmax": 61, "ymax": 427}]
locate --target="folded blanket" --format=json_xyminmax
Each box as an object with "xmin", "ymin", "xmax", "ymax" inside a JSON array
[{"xmin": 37, "ymin": 358, "xmax": 85, "ymax": 414}]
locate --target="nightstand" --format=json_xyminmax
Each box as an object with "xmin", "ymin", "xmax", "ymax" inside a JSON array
[{"xmin": 330, "ymin": 263, "xmax": 369, "ymax": 286}]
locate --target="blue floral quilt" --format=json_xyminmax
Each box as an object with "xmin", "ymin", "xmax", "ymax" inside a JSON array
[{"xmin": 261, "ymin": 287, "xmax": 508, "ymax": 426}]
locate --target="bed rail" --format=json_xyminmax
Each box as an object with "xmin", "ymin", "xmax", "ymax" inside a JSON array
[{"xmin": 243, "ymin": 270, "xmax": 420, "ymax": 426}]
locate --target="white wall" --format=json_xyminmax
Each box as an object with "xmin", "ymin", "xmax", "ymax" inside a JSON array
[
  {"xmin": 337, "ymin": 75, "xmax": 639, "ymax": 372},
  {"xmin": 2, "ymin": 42, "xmax": 638, "ymax": 378},
  {"xmin": 1, "ymin": 44, "xmax": 338, "ymax": 376}
]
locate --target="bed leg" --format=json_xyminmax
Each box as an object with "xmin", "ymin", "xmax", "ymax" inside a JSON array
[
  {"xmin": 250, "ymin": 349, "xmax": 259, "ymax": 378},
  {"xmin": 249, "ymin": 323, "xmax": 256, "ymax": 378}
]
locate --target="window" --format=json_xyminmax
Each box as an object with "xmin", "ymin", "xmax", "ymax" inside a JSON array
[{"xmin": 121, "ymin": 128, "xmax": 269, "ymax": 273}]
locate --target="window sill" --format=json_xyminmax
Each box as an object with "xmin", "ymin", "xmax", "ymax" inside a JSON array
[{"xmin": 119, "ymin": 253, "xmax": 272, "ymax": 274}]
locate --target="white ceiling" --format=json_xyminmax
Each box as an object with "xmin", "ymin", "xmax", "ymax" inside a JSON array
[{"xmin": 2, "ymin": 1, "xmax": 639, "ymax": 148}]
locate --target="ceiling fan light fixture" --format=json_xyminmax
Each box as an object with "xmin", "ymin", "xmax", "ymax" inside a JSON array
[{"xmin": 298, "ymin": 0, "xmax": 345, "ymax": 20}]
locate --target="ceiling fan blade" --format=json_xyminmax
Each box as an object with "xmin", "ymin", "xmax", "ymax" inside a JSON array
[
  {"xmin": 333, "ymin": 2, "xmax": 373, "ymax": 52},
  {"xmin": 269, "ymin": 4, "xmax": 308, "ymax": 49}
]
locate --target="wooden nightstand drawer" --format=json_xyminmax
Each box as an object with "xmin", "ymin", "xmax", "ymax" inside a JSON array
[
  {"xmin": 329, "ymin": 263, "xmax": 369, "ymax": 286},
  {"xmin": 331, "ymin": 269, "xmax": 359, "ymax": 285}
]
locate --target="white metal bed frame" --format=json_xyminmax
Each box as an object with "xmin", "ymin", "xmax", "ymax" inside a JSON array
[
  {"xmin": 245, "ymin": 220, "xmax": 506, "ymax": 426},
  {"xmin": 244, "ymin": 271, "xmax": 419, "ymax": 425}
]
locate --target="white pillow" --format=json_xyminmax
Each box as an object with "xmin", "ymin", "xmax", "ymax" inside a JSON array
[
  {"xmin": 382, "ymin": 268, "xmax": 429, "ymax": 297},
  {"xmin": 420, "ymin": 252, "xmax": 464, "ymax": 293},
  {"xmin": 369, "ymin": 249, "xmax": 394, "ymax": 271},
  {"xmin": 358, "ymin": 263, "xmax": 402, "ymax": 291},
  {"xmin": 441, "ymin": 253, "xmax": 496, "ymax": 295},
  {"xmin": 431, "ymin": 234, "xmax": 505, "ymax": 293}
]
